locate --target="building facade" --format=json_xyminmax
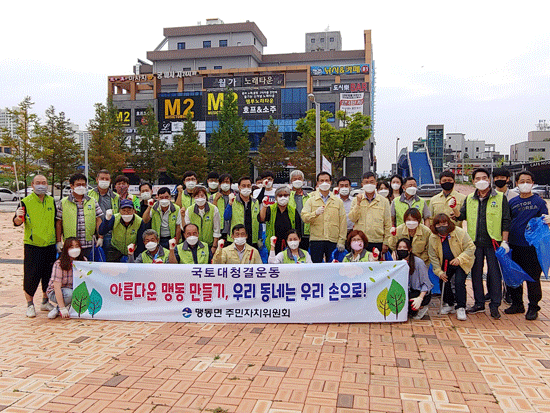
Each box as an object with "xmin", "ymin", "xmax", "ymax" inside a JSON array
[
  {"xmin": 426, "ymin": 125, "xmax": 444, "ymax": 175},
  {"xmin": 510, "ymin": 121, "xmax": 550, "ymax": 162}
]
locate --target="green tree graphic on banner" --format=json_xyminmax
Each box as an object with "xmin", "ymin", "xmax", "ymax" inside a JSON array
[
  {"xmin": 72, "ymin": 282, "xmax": 90, "ymax": 317},
  {"xmin": 377, "ymin": 288, "xmax": 391, "ymax": 319},
  {"xmin": 88, "ymin": 288, "xmax": 103, "ymax": 318},
  {"xmin": 387, "ymin": 280, "xmax": 406, "ymax": 319}
]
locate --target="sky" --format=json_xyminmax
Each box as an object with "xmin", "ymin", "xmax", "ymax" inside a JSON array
[{"xmin": 1, "ymin": 0, "xmax": 549, "ymax": 173}]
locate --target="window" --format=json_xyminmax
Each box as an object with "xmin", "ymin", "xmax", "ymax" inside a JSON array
[
  {"xmin": 4, "ymin": 147, "xmax": 10, "ymax": 154},
  {"xmin": 198, "ymin": 66, "xmax": 207, "ymax": 70},
  {"xmin": 329, "ymin": 37, "xmax": 335, "ymax": 42},
  {"xmin": 177, "ymin": 42, "xmax": 185, "ymax": 50},
  {"xmin": 214, "ymin": 65, "xmax": 222, "ymax": 70},
  {"xmin": 311, "ymin": 38, "xmax": 315, "ymax": 43},
  {"xmin": 203, "ymin": 41, "xmax": 211, "ymax": 48},
  {"xmin": 253, "ymin": 38, "xmax": 256, "ymax": 45},
  {"xmin": 182, "ymin": 67, "xmax": 191, "ymax": 71},
  {"xmin": 320, "ymin": 38, "xmax": 325, "ymax": 43},
  {"xmin": 219, "ymin": 39, "xmax": 227, "ymax": 47}
]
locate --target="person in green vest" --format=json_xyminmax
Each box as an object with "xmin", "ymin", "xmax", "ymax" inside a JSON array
[
  {"xmin": 289, "ymin": 169, "xmax": 311, "ymax": 250},
  {"xmin": 137, "ymin": 182, "xmax": 153, "ymax": 219},
  {"xmin": 88, "ymin": 169, "xmax": 120, "ymax": 252},
  {"xmin": 56, "ymin": 173, "xmax": 103, "ymax": 258},
  {"xmin": 13, "ymin": 174, "xmax": 58, "ymax": 318},
  {"xmin": 114, "ymin": 175, "xmax": 140, "ymax": 212},
  {"xmin": 391, "ymin": 176, "xmax": 431, "ymax": 227},
  {"xmin": 184, "ymin": 186, "xmax": 221, "ymax": 254},
  {"xmin": 259, "ymin": 186, "xmax": 302, "ymax": 254},
  {"xmin": 224, "ymin": 176, "xmax": 261, "ymax": 248},
  {"xmin": 175, "ymin": 170, "xmax": 198, "ymax": 211},
  {"xmin": 451, "ymin": 167, "xmax": 511, "ymax": 320},
  {"xmin": 169, "ymin": 223, "xmax": 212, "ymax": 264},
  {"xmin": 209, "ymin": 173, "xmax": 234, "ymax": 240},
  {"xmin": 206, "ymin": 171, "xmax": 220, "ymax": 197},
  {"xmin": 342, "ymin": 230, "xmax": 377, "ymax": 262},
  {"xmin": 213, "ymin": 224, "xmax": 263, "ymax": 264},
  {"xmin": 128, "ymin": 229, "xmax": 169, "ymax": 263},
  {"xmin": 142, "ymin": 187, "xmax": 182, "ymax": 249},
  {"xmin": 268, "ymin": 229, "xmax": 312, "ymax": 264},
  {"xmin": 99, "ymin": 199, "xmax": 146, "ymax": 262}
]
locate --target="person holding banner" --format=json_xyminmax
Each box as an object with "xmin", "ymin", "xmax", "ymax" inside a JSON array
[
  {"xmin": 175, "ymin": 171, "xmax": 199, "ymax": 210},
  {"xmin": 170, "ymin": 224, "xmax": 212, "ymax": 264},
  {"xmin": 268, "ymin": 229, "xmax": 312, "ymax": 264},
  {"xmin": 224, "ymin": 177, "xmax": 261, "ymax": 248},
  {"xmin": 46, "ymin": 237, "xmax": 86, "ymax": 319},
  {"xmin": 388, "ymin": 208, "xmax": 431, "ymax": 268},
  {"xmin": 342, "ymin": 230, "xmax": 377, "ymax": 262},
  {"xmin": 209, "ymin": 173, "xmax": 234, "ymax": 240},
  {"xmin": 394, "ymin": 238, "xmax": 432, "ymax": 320},
  {"xmin": 143, "ymin": 187, "xmax": 182, "ymax": 249},
  {"xmin": 128, "ymin": 229, "xmax": 169, "ymax": 263},
  {"xmin": 213, "ymin": 224, "xmax": 262, "ymax": 264},
  {"xmin": 428, "ymin": 213, "xmax": 476, "ymax": 321},
  {"xmin": 184, "ymin": 186, "xmax": 221, "ymax": 254},
  {"xmin": 289, "ymin": 169, "xmax": 310, "ymax": 251}
]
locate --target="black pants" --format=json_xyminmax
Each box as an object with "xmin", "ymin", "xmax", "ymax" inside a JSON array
[
  {"xmin": 310, "ymin": 240, "xmax": 336, "ymax": 263},
  {"xmin": 408, "ymin": 289, "xmax": 431, "ymax": 316},
  {"xmin": 471, "ymin": 245, "xmax": 502, "ymax": 309},
  {"xmin": 160, "ymin": 237, "xmax": 171, "ymax": 249},
  {"xmin": 440, "ymin": 265, "xmax": 468, "ymax": 309},
  {"xmin": 106, "ymin": 247, "xmax": 124, "ymax": 263},
  {"xmin": 24, "ymin": 244, "xmax": 57, "ymax": 297},
  {"xmin": 509, "ymin": 245, "xmax": 542, "ymax": 311},
  {"xmin": 299, "ymin": 236, "xmax": 310, "ymax": 252}
]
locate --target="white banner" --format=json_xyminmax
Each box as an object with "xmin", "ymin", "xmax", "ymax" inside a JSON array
[
  {"xmin": 71, "ymin": 261, "xmax": 409, "ymax": 323},
  {"xmin": 339, "ymin": 92, "xmax": 364, "ymax": 124}
]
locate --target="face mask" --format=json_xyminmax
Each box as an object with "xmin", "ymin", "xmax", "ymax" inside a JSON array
[
  {"xmin": 319, "ymin": 182, "xmax": 331, "ymax": 191},
  {"xmin": 405, "ymin": 220, "xmax": 419, "ymax": 229},
  {"xmin": 363, "ymin": 184, "xmax": 376, "ymax": 194},
  {"xmin": 351, "ymin": 240, "xmax": 364, "ymax": 251},
  {"xmin": 396, "ymin": 249, "xmax": 409, "ymax": 260},
  {"xmin": 405, "ymin": 187, "xmax": 417, "ymax": 196},
  {"xmin": 264, "ymin": 180, "xmax": 273, "ymax": 189},
  {"xmin": 185, "ymin": 181, "xmax": 197, "ymax": 190},
  {"xmin": 121, "ymin": 214, "xmax": 133, "ymax": 223},
  {"xmin": 287, "ymin": 240, "xmax": 300, "ymax": 250},
  {"xmin": 277, "ymin": 196, "xmax": 289, "ymax": 206},
  {"xmin": 68, "ymin": 248, "xmax": 81, "ymax": 258},
  {"xmin": 441, "ymin": 182, "xmax": 454, "ymax": 191},
  {"xmin": 98, "ymin": 180, "xmax": 110, "ymax": 190},
  {"xmin": 186, "ymin": 236, "xmax": 198, "ymax": 246},
  {"xmin": 74, "ymin": 186, "xmax": 87, "ymax": 196},
  {"xmin": 391, "ymin": 183, "xmax": 401, "ymax": 191},
  {"xmin": 145, "ymin": 242, "xmax": 158, "ymax": 252},
  {"xmin": 436, "ymin": 226, "xmax": 448, "ymax": 235},
  {"xmin": 240, "ymin": 188, "xmax": 252, "ymax": 197},
  {"xmin": 494, "ymin": 179, "xmax": 507, "ymax": 188},
  {"xmin": 208, "ymin": 181, "xmax": 219, "ymax": 190},
  {"xmin": 518, "ymin": 183, "xmax": 533, "ymax": 193},
  {"xmin": 378, "ymin": 189, "xmax": 389, "ymax": 198},
  {"xmin": 292, "ymin": 180, "xmax": 303, "ymax": 189},
  {"xmin": 234, "ymin": 237, "xmax": 247, "ymax": 246},
  {"xmin": 195, "ymin": 197, "xmax": 206, "ymax": 207},
  {"xmin": 34, "ymin": 185, "xmax": 48, "ymax": 195},
  {"xmin": 220, "ymin": 183, "xmax": 231, "ymax": 192},
  {"xmin": 475, "ymin": 180, "xmax": 489, "ymax": 191},
  {"xmin": 141, "ymin": 192, "xmax": 151, "ymax": 201},
  {"xmin": 339, "ymin": 187, "xmax": 350, "ymax": 196},
  {"xmin": 256, "ymin": 183, "xmax": 263, "ymax": 189},
  {"xmin": 159, "ymin": 199, "xmax": 170, "ymax": 208}
]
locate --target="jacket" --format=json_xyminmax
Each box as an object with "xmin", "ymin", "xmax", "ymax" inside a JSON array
[
  {"xmin": 428, "ymin": 227, "xmax": 476, "ymax": 277},
  {"xmin": 388, "ymin": 223, "xmax": 431, "ymax": 267},
  {"xmin": 348, "ymin": 194, "xmax": 391, "ymax": 244},
  {"xmin": 429, "ymin": 190, "xmax": 466, "ymax": 223},
  {"xmin": 301, "ymin": 191, "xmax": 347, "ymax": 245},
  {"xmin": 212, "ymin": 243, "xmax": 263, "ymax": 264}
]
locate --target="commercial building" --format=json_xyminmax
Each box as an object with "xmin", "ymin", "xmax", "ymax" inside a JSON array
[
  {"xmin": 0, "ymin": 108, "xmax": 16, "ymax": 160},
  {"xmin": 426, "ymin": 125, "xmax": 444, "ymax": 175},
  {"xmin": 108, "ymin": 19, "xmax": 375, "ymax": 182},
  {"xmin": 510, "ymin": 121, "xmax": 550, "ymax": 162}
]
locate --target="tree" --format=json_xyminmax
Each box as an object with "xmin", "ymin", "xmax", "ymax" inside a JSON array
[
  {"xmin": 0, "ymin": 96, "xmax": 39, "ymax": 195},
  {"xmin": 167, "ymin": 112, "xmax": 208, "ymax": 181},
  {"xmin": 132, "ymin": 105, "xmax": 167, "ymax": 183},
  {"xmin": 208, "ymin": 89, "xmax": 251, "ymax": 177},
  {"xmin": 253, "ymin": 117, "xmax": 289, "ymax": 175},
  {"xmin": 34, "ymin": 106, "xmax": 81, "ymax": 197},
  {"xmin": 87, "ymin": 98, "xmax": 127, "ymax": 177}
]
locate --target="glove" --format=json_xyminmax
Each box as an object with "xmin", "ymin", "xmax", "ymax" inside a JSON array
[
  {"xmin": 59, "ymin": 307, "xmax": 70, "ymax": 318},
  {"xmin": 153, "ymin": 258, "xmax": 164, "ymax": 264},
  {"xmin": 96, "ymin": 238, "xmax": 103, "ymax": 248},
  {"xmin": 410, "ymin": 296, "xmax": 423, "ymax": 311},
  {"xmin": 218, "ymin": 239, "xmax": 225, "ymax": 250},
  {"xmin": 127, "ymin": 244, "xmax": 135, "ymax": 255},
  {"xmin": 315, "ymin": 206, "xmax": 325, "ymax": 216},
  {"xmin": 337, "ymin": 243, "xmax": 345, "ymax": 252},
  {"xmin": 56, "ymin": 242, "xmax": 63, "ymax": 253},
  {"xmin": 447, "ymin": 196, "xmax": 457, "ymax": 208},
  {"xmin": 332, "ymin": 259, "xmax": 339, "ymax": 263},
  {"xmin": 500, "ymin": 240, "xmax": 510, "ymax": 253},
  {"xmin": 169, "ymin": 238, "xmax": 176, "ymax": 250},
  {"xmin": 105, "ymin": 209, "xmax": 113, "ymax": 220},
  {"xmin": 390, "ymin": 227, "xmax": 396, "ymax": 236},
  {"xmin": 333, "ymin": 188, "xmax": 339, "ymax": 195},
  {"xmin": 147, "ymin": 199, "xmax": 155, "ymax": 207},
  {"xmin": 16, "ymin": 207, "xmax": 25, "ymax": 218},
  {"xmin": 270, "ymin": 236, "xmax": 277, "ymax": 248},
  {"xmin": 262, "ymin": 198, "xmax": 270, "ymax": 208},
  {"xmin": 257, "ymin": 240, "xmax": 263, "ymax": 249},
  {"xmin": 228, "ymin": 193, "xmax": 236, "ymax": 205},
  {"xmin": 543, "ymin": 214, "xmax": 550, "ymax": 225},
  {"xmin": 372, "ymin": 248, "xmax": 380, "ymax": 260}
]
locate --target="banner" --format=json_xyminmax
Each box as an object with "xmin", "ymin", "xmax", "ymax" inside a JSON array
[
  {"xmin": 158, "ymin": 96, "xmax": 204, "ymax": 133},
  {"xmin": 311, "ymin": 64, "xmax": 369, "ymax": 76},
  {"xmin": 203, "ymin": 74, "xmax": 285, "ymax": 89},
  {"xmin": 204, "ymin": 89, "xmax": 281, "ymax": 120},
  {"xmin": 331, "ymin": 82, "xmax": 369, "ymax": 93},
  {"xmin": 340, "ymin": 92, "xmax": 364, "ymax": 121},
  {"xmin": 71, "ymin": 261, "xmax": 409, "ymax": 323}
]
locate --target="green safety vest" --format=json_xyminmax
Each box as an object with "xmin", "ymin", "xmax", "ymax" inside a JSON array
[
  {"xmin": 282, "ymin": 248, "xmax": 308, "ymax": 263},
  {"xmin": 227, "ymin": 196, "xmax": 260, "ymax": 243},
  {"xmin": 151, "ymin": 202, "xmax": 180, "ymax": 239},
  {"xmin": 139, "ymin": 247, "xmax": 168, "ymax": 263},
  {"xmin": 111, "ymin": 214, "xmax": 143, "ymax": 255},
  {"xmin": 465, "ymin": 191, "xmax": 503, "ymax": 242},
  {"xmin": 289, "ymin": 191, "xmax": 310, "ymax": 236},
  {"xmin": 22, "ymin": 193, "xmax": 56, "ymax": 247},
  {"xmin": 176, "ymin": 241, "xmax": 209, "ymax": 264},
  {"xmin": 188, "ymin": 202, "xmax": 216, "ymax": 246},
  {"xmin": 343, "ymin": 250, "xmax": 371, "ymax": 262},
  {"xmin": 394, "ymin": 196, "xmax": 426, "ymax": 227},
  {"xmin": 210, "ymin": 192, "xmax": 231, "ymax": 233},
  {"xmin": 265, "ymin": 203, "xmax": 296, "ymax": 249},
  {"xmin": 180, "ymin": 192, "xmax": 194, "ymax": 209},
  {"xmin": 88, "ymin": 188, "xmax": 119, "ymax": 214},
  {"xmin": 61, "ymin": 196, "xmax": 97, "ymax": 242}
]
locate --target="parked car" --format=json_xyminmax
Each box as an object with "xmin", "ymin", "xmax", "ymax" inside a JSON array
[
  {"xmin": 417, "ymin": 184, "xmax": 442, "ymax": 198},
  {"xmin": 0, "ymin": 188, "xmax": 18, "ymax": 201}
]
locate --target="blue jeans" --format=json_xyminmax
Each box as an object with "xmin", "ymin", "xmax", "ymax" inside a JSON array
[{"xmin": 48, "ymin": 288, "xmax": 73, "ymax": 307}]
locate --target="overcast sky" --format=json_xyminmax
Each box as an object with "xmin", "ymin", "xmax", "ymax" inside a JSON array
[{"xmin": 1, "ymin": 0, "xmax": 549, "ymax": 173}]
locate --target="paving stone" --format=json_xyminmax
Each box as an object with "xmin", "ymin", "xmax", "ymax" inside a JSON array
[
  {"xmin": 103, "ymin": 374, "xmax": 129, "ymax": 387},
  {"xmin": 336, "ymin": 394, "xmax": 353, "ymax": 408}
]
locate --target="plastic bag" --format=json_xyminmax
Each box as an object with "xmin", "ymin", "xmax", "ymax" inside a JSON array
[
  {"xmin": 495, "ymin": 246, "xmax": 535, "ymax": 287},
  {"xmin": 383, "ymin": 251, "xmax": 393, "ymax": 261},
  {"xmin": 259, "ymin": 245, "xmax": 269, "ymax": 264},
  {"xmin": 88, "ymin": 245, "xmax": 106, "ymax": 262},
  {"xmin": 525, "ymin": 216, "xmax": 550, "ymax": 279},
  {"xmin": 428, "ymin": 264, "xmax": 441, "ymax": 294},
  {"xmin": 331, "ymin": 248, "xmax": 349, "ymax": 263}
]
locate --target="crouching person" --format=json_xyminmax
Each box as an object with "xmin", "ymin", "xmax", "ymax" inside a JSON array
[
  {"xmin": 46, "ymin": 237, "xmax": 86, "ymax": 319},
  {"xmin": 129, "ymin": 229, "xmax": 169, "ymax": 263},
  {"xmin": 169, "ymin": 224, "xmax": 212, "ymax": 264}
]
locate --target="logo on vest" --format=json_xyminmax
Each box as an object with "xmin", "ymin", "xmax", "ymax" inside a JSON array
[{"xmin": 491, "ymin": 201, "xmax": 497, "ymax": 207}]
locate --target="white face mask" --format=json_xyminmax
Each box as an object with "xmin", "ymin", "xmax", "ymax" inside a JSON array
[
  {"xmin": 240, "ymin": 188, "xmax": 252, "ymax": 197},
  {"xmin": 159, "ymin": 199, "xmax": 170, "ymax": 208},
  {"xmin": 319, "ymin": 182, "xmax": 331, "ymax": 191},
  {"xmin": 518, "ymin": 183, "xmax": 533, "ymax": 193},
  {"xmin": 292, "ymin": 180, "xmax": 303, "ymax": 189},
  {"xmin": 339, "ymin": 187, "xmax": 350, "ymax": 196},
  {"xmin": 234, "ymin": 237, "xmax": 247, "ymax": 246},
  {"xmin": 405, "ymin": 187, "xmax": 417, "ymax": 196},
  {"xmin": 185, "ymin": 181, "xmax": 197, "ymax": 190},
  {"xmin": 186, "ymin": 236, "xmax": 198, "ymax": 246},
  {"xmin": 277, "ymin": 196, "xmax": 289, "ymax": 206},
  {"xmin": 391, "ymin": 183, "xmax": 401, "ymax": 191},
  {"xmin": 74, "ymin": 186, "xmax": 87, "ymax": 196},
  {"xmin": 264, "ymin": 180, "xmax": 273, "ymax": 189},
  {"xmin": 363, "ymin": 184, "xmax": 376, "ymax": 194},
  {"xmin": 287, "ymin": 240, "xmax": 300, "ymax": 250},
  {"xmin": 378, "ymin": 189, "xmax": 389, "ymax": 197},
  {"xmin": 98, "ymin": 180, "xmax": 110, "ymax": 190},
  {"xmin": 208, "ymin": 181, "xmax": 219, "ymax": 190},
  {"xmin": 141, "ymin": 192, "xmax": 151, "ymax": 201},
  {"xmin": 121, "ymin": 214, "xmax": 133, "ymax": 223},
  {"xmin": 475, "ymin": 180, "xmax": 490, "ymax": 191},
  {"xmin": 68, "ymin": 247, "xmax": 81, "ymax": 258},
  {"xmin": 220, "ymin": 183, "xmax": 231, "ymax": 192},
  {"xmin": 145, "ymin": 241, "xmax": 158, "ymax": 251},
  {"xmin": 195, "ymin": 197, "xmax": 206, "ymax": 207},
  {"xmin": 405, "ymin": 220, "xmax": 419, "ymax": 230}
]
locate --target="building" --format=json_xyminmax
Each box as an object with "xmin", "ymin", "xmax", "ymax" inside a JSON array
[
  {"xmin": 510, "ymin": 120, "xmax": 550, "ymax": 162},
  {"xmin": 426, "ymin": 125, "xmax": 444, "ymax": 175},
  {"xmin": 69, "ymin": 123, "xmax": 91, "ymax": 150},
  {"xmin": 305, "ymin": 30, "xmax": 342, "ymax": 53},
  {"xmin": 0, "ymin": 108, "xmax": 17, "ymax": 160},
  {"xmin": 108, "ymin": 19, "xmax": 375, "ymax": 182}
]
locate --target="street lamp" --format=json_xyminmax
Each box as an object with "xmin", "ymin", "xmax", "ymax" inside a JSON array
[
  {"xmin": 308, "ymin": 93, "xmax": 321, "ymax": 176},
  {"xmin": 395, "ymin": 137, "xmax": 400, "ymax": 174}
]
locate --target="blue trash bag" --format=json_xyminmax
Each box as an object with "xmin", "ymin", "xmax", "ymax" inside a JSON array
[
  {"xmin": 120, "ymin": 255, "xmax": 129, "ymax": 263},
  {"xmin": 383, "ymin": 251, "xmax": 393, "ymax": 261},
  {"xmin": 88, "ymin": 245, "xmax": 106, "ymax": 262},
  {"xmin": 428, "ymin": 264, "xmax": 441, "ymax": 294},
  {"xmin": 259, "ymin": 245, "xmax": 269, "ymax": 264},
  {"xmin": 495, "ymin": 246, "xmax": 535, "ymax": 287},
  {"xmin": 331, "ymin": 248, "xmax": 349, "ymax": 262},
  {"xmin": 525, "ymin": 216, "xmax": 550, "ymax": 279}
]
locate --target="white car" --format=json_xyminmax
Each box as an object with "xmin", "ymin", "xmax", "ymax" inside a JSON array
[{"xmin": 0, "ymin": 188, "xmax": 19, "ymax": 201}]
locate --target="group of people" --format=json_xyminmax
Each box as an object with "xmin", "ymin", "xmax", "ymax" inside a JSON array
[{"xmin": 14, "ymin": 166, "xmax": 548, "ymax": 322}]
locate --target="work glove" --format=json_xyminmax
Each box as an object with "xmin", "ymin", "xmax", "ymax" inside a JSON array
[
  {"xmin": 500, "ymin": 240, "xmax": 510, "ymax": 253},
  {"xmin": 96, "ymin": 238, "xmax": 103, "ymax": 248},
  {"xmin": 390, "ymin": 227, "xmax": 396, "ymax": 236},
  {"xmin": 16, "ymin": 207, "xmax": 25, "ymax": 218},
  {"xmin": 168, "ymin": 239, "xmax": 176, "ymax": 250},
  {"xmin": 56, "ymin": 242, "xmax": 63, "ymax": 253},
  {"xmin": 337, "ymin": 243, "xmax": 345, "ymax": 253},
  {"xmin": 147, "ymin": 199, "xmax": 155, "ymax": 207},
  {"xmin": 127, "ymin": 244, "xmax": 135, "ymax": 255},
  {"xmin": 410, "ymin": 296, "xmax": 423, "ymax": 311},
  {"xmin": 372, "ymin": 248, "xmax": 380, "ymax": 260},
  {"xmin": 448, "ymin": 196, "xmax": 457, "ymax": 208},
  {"xmin": 59, "ymin": 307, "xmax": 70, "ymax": 318},
  {"xmin": 315, "ymin": 206, "xmax": 325, "ymax": 216},
  {"xmin": 270, "ymin": 236, "xmax": 277, "ymax": 248},
  {"xmin": 105, "ymin": 209, "xmax": 113, "ymax": 220}
]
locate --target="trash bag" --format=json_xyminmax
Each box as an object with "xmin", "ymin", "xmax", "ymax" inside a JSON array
[
  {"xmin": 495, "ymin": 246, "xmax": 535, "ymax": 287},
  {"xmin": 331, "ymin": 248, "xmax": 349, "ymax": 263},
  {"xmin": 88, "ymin": 245, "xmax": 106, "ymax": 262},
  {"xmin": 383, "ymin": 251, "xmax": 393, "ymax": 261},
  {"xmin": 259, "ymin": 245, "xmax": 269, "ymax": 264},
  {"xmin": 525, "ymin": 216, "xmax": 550, "ymax": 279},
  {"xmin": 428, "ymin": 264, "xmax": 441, "ymax": 294}
]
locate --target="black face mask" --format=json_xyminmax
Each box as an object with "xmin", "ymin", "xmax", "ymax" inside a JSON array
[
  {"xmin": 436, "ymin": 226, "xmax": 448, "ymax": 235},
  {"xmin": 441, "ymin": 182, "xmax": 454, "ymax": 191},
  {"xmin": 396, "ymin": 250, "xmax": 409, "ymax": 260},
  {"xmin": 494, "ymin": 179, "xmax": 507, "ymax": 188}
]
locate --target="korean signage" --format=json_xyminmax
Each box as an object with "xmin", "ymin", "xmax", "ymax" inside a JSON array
[
  {"xmin": 331, "ymin": 82, "xmax": 369, "ymax": 93},
  {"xmin": 116, "ymin": 109, "xmax": 132, "ymax": 127},
  {"xmin": 108, "ymin": 72, "xmax": 197, "ymax": 82},
  {"xmin": 158, "ymin": 96, "xmax": 203, "ymax": 134},
  {"xmin": 134, "ymin": 108, "xmax": 148, "ymax": 126},
  {"xmin": 310, "ymin": 64, "xmax": 370, "ymax": 76},
  {"xmin": 205, "ymin": 89, "xmax": 280, "ymax": 120},
  {"xmin": 156, "ymin": 70, "xmax": 198, "ymax": 79},
  {"xmin": 71, "ymin": 261, "xmax": 409, "ymax": 323},
  {"xmin": 339, "ymin": 93, "xmax": 364, "ymax": 116},
  {"xmin": 203, "ymin": 74, "xmax": 285, "ymax": 89}
]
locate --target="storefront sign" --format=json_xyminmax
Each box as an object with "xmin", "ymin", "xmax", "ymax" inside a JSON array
[
  {"xmin": 331, "ymin": 82, "xmax": 369, "ymax": 93},
  {"xmin": 311, "ymin": 64, "xmax": 369, "ymax": 76},
  {"xmin": 203, "ymin": 74, "xmax": 285, "ymax": 89}
]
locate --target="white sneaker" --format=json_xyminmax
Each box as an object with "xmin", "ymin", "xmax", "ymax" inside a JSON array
[
  {"xmin": 26, "ymin": 305, "xmax": 36, "ymax": 318},
  {"xmin": 457, "ymin": 308, "xmax": 467, "ymax": 321},
  {"xmin": 413, "ymin": 306, "xmax": 430, "ymax": 320},
  {"xmin": 48, "ymin": 307, "xmax": 60, "ymax": 319},
  {"xmin": 440, "ymin": 304, "xmax": 456, "ymax": 315},
  {"xmin": 40, "ymin": 302, "xmax": 54, "ymax": 311}
]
